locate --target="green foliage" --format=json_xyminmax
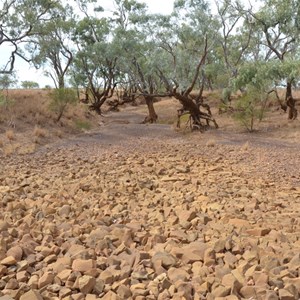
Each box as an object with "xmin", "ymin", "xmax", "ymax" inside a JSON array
[
  {"xmin": 1, "ymin": 0, "xmax": 63, "ymax": 74},
  {"xmin": 0, "ymin": 74, "xmax": 17, "ymax": 90},
  {"xmin": 21, "ymin": 81, "xmax": 39, "ymax": 89},
  {"xmin": 221, "ymin": 87, "xmax": 232, "ymax": 104},
  {"xmin": 49, "ymin": 88, "xmax": 77, "ymax": 122},
  {"xmin": 233, "ymin": 87, "xmax": 267, "ymax": 132}
]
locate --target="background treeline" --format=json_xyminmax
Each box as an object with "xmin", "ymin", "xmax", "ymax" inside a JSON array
[{"xmin": 1, "ymin": 0, "xmax": 300, "ymax": 130}]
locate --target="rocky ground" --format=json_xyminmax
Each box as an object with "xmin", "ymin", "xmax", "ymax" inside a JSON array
[{"xmin": 0, "ymin": 108, "xmax": 300, "ymax": 300}]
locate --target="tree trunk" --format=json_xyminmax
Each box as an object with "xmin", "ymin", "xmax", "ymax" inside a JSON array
[
  {"xmin": 287, "ymin": 96, "xmax": 297, "ymax": 120},
  {"xmin": 143, "ymin": 96, "xmax": 158, "ymax": 123},
  {"xmin": 173, "ymin": 92, "xmax": 218, "ymax": 130},
  {"xmin": 285, "ymin": 80, "xmax": 292, "ymax": 100},
  {"xmin": 90, "ymin": 102, "xmax": 102, "ymax": 115},
  {"xmin": 286, "ymin": 80, "xmax": 297, "ymax": 120},
  {"xmin": 58, "ymin": 76, "xmax": 65, "ymax": 89}
]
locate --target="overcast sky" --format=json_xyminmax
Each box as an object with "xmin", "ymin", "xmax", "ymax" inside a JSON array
[{"xmin": 1, "ymin": 0, "xmax": 175, "ymax": 87}]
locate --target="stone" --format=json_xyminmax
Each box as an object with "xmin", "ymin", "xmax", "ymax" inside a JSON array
[
  {"xmin": 223, "ymin": 252, "xmax": 238, "ymax": 267},
  {"xmin": 211, "ymin": 285, "xmax": 231, "ymax": 297},
  {"xmin": 231, "ymin": 269, "xmax": 246, "ymax": 286},
  {"xmin": 59, "ymin": 287, "xmax": 72, "ymax": 298},
  {"xmin": 177, "ymin": 209, "xmax": 197, "ymax": 222},
  {"xmin": 151, "ymin": 252, "xmax": 177, "ymax": 269},
  {"xmin": 167, "ymin": 267, "xmax": 190, "ymax": 282},
  {"xmin": 47, "ymin": 283, "xmax": 62, "ymax": 293},
  {"xmin": 246, "ymin": 228, "xmax": 271, "ymax": 237},
  {"xmin": 6, "ymin": 246, "xmax": 23, "ymax": 261},
  {"xmin": 20, "ymin": 290, "xmax": 43, "ymax": 300},
  {"xmin": 5, "ymin": 278, "xmax": 19, "ymax": 289},
  {"xmin": 57, "ymin": 269, "xmax": 72, "ymax": 281},
  {"xmin": 0, "ymin": 256, "xmax": 17, "ymax": 266},
  {"xmin": 278, "ymin": 289, "xmax": 295, "ymax": 300},
  {"xmin": 265, "ymin": 290, "xmax": 279, "ymax": 300},
  {"xmin": 71, "ymin": 293, "xmax": 85, "ymax": 300},
  {"xmin": 101, "ymin": 291, "xmax": 120, "ymax": 300},
  {"xmin": 28, "ymin": 274, "xmax": 39, "ymax": 289},
  {"xmin": 221, "ymin": 273, "xmax": 242, "ymax": 291},
  {"xmin": 117, "ymin": 284, "xmax": 132, "ymax": 299},
  {"xmin": 16, "ymin": 271, "xmax": 28, "ymax": 282},
  {"xmin": 38, "ymin": 271, "xmax": 55, "ymax": 288},
  {"xmin": 78, "ymin": 275, "xmax": 96, "ymax": 294},
  {"xmin": 239, "ymin": 286, "xmax": 256, "ymax": 299},
  {"xmin": 228, "ymin": 218, "xmax": 250, "ymax": 228},
  {"xmin": 253, "ymin": 271, "xmax": 269, "ymax": 286},
  {"xmin": 0, "ymin": 221, "xmax": 9, "ymax": 232},
  {"xmin": 99, "ymin": 270, "xmax": 115, "ymax": 284},
  {"xmin": 203, "ymin": 248, "xmax": 216, "ymax": 266},
  {"xmin": 59, "ymin": 205, "xmax": 72, "ymax": 217},
  {"xmin": 0, "ymin": 265, "xmax": 7, "ymax": 276},
  {"xmin": 174, "ymin": 281, "xmax": 192, "ymax": 297},
  {"xmin": 72, "ymin": 259, "xmax": 95, "ymax": 272}
]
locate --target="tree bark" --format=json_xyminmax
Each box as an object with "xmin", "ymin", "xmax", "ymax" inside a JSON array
[
  {"xmin": 58, "ymin": 77, "xmax": 65, "ymax": 89},
  {"xmin": 286, "ymin": 80, "xmax": 297, "ymax": 120},
  {"xmin": 143, "ymin": 96, "xmax": 158, "ymax": 123},
  {"xmin": 287, "ymin": 96, "xmax": 297, "ymax": 120},
  {"xmin": 286, "ymin": 80, "xmax": 292, "ymax": 100}
]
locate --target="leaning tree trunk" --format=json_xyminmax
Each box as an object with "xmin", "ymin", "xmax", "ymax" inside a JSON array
[
  {"xmin": 89, "ymin": 93, "xmax": 106, "ymax": 114},
  {"xmin": 173, "ymin": 92, "xmax": 218, "ymax": 130},
  {"xmin": 285, "ymin": 80, "xmax": 297, "ymax": 120},
  {"xmin": 143, "ymin": 96, "xmax": 158, "ymax": 123}
]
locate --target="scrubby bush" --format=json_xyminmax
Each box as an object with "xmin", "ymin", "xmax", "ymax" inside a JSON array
[
  {"xmin": 49, "ymin": 88, "xmax": 77, "ymax": 122},
  {"xmin": 233, "ymin": 87, "xmax": 267, "ymax": 132}
]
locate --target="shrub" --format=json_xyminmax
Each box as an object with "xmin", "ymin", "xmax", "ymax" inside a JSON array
[
  {"xmin": 33, "ymin": 126, "xmax": 47, "ymax": 138},
  {"xmin": 6, "ymin": 129, "xmax": 15, "ymax": 141},
  {"xmin": 233, "ymin": 88, "xmax": 266, "ymax": 132},
  {"xmin": 74, "ymin": 119, "xmax": 92, "ymax": 130},
  {"xmin": 49, "ymin": 88, "xmax": 77, "ymax": 122}
]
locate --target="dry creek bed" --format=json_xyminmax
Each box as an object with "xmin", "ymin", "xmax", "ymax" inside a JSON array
[{"xmin": 0, "ymin": 122, "xmax": 300, "ymax": 300}]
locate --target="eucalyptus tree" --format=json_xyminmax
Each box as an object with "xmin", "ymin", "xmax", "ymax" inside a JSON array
[
  {"xmin": 110, "ymin": 0, "xmax": 166, "ymax": 122},
  {"xmin": 213, "ymin": 0, "xmax": 256, "ymax": 106},
  {"xmin": 71, "ymin": 16, "xmax": 119, "ymax": 114},
  {"xmin": 0, "ymin": 0, "xmax": 63, "ymax": 74},
  {"xmin": 239, "ymin": 0, "xmax": 300, "ymax": 119},
  {"xmin": 27, "ymin": 4, "xmax": 76, "ymax": 88},
  {"xmin": 149, "ymin": 0, "xmax": 219, "ymax": 129}
]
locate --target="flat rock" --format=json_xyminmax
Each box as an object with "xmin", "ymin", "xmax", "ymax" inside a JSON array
[
  {"xmin": 151, "ymin": 252, "xmax": 177, "ymax": 269},
  {"xmin": 19, "ymin": 290, "xmax": 43, "ymax": 300},
  {"xmin": 0, "ymin": 256, "xmax": 16, "ymax": 266},
  {"xmin": 246, "ymin": 228, "xmax": 271, "ymax": 237},
  {"xmin": 72, "ymin": 259, "xmax": 95, "ymax": 272}
]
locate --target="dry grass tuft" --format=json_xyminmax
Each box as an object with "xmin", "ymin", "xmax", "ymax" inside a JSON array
[
  {"xmin": 206, "ymin": 138, "xmax": 216, "ymax": 147},
  {"xmin": 241, "ymin": 141, "xmax": 250, "ymax": 151},
  {"xmin": 33, "ymin": 126, "xmax": 47, "ymax": 138},
  {"xmin": 3, "ymin": 143, "xmax": 20, "ymax": 156},
  {"xmin": 17, "ymin": 143, "xmax": 37, "ymax": 155},
  {"xmin": 54, "ymin": 130, "xmax": 63, "ymax": 138},
  {"xmin": 6, "ymin": 129, "xmax": 15, "ymax": 141},
  {"xmin": 0, "ymin": 139, "xmax": 3, "ymax": 148}
]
